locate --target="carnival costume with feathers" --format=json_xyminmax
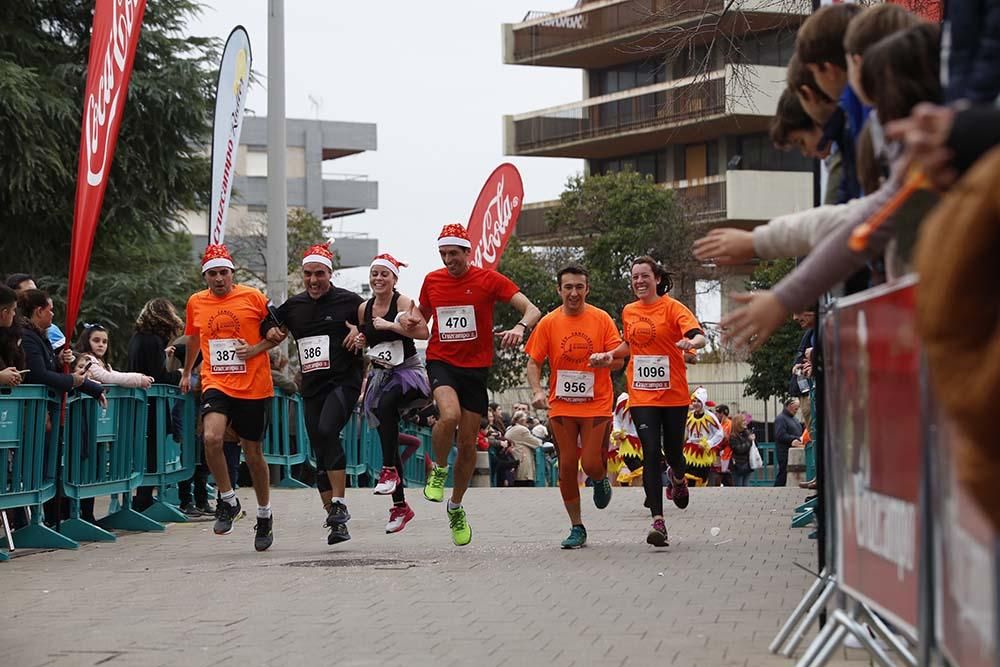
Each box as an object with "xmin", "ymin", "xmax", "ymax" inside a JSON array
[
  {"xmin": 611, "ymin": 392, "xmax": 644, "ymax": 486},
  {"xmin": 684, "ymin": 387, "xmax": 724, "ymax": 475}
]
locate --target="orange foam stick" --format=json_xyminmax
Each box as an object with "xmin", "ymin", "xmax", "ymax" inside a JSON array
[{"xmin": 848, "ymin": 170, "xmax": 930, "ymax": 253}]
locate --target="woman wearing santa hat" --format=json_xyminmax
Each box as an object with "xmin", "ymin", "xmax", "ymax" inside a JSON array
[{"xmin": 348, "ymin": 253, "xmax": 431, "ymax": 534}]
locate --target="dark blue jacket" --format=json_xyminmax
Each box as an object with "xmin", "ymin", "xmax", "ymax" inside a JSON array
[
  {"xmin": 774, "ymin": 408, "xmax": 804, "ymax": 448},
  {"xmin": 20, "ymin": 324, "xmax": 103, "ymax": 399},
  {"xmin": 946, "ymin": 0, "xmax": 1000, "ymax": 104}
]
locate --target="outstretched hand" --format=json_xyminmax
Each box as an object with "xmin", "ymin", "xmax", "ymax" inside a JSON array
[
  {"xmin": 693, "ymin": 228, "xmax": 755, "ymax": 265},
  {"xmin": 399, "ymin": 301, "xmax": 421, "ymax": 331},
  {"xmin": 721, "ymin": 291, "xmax": 788, "ymax": 353}
]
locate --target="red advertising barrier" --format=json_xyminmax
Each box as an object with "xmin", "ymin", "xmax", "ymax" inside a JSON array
[
  {"xmin": 466, "ymin": 163, "xmax": 523, "ymax": 271},
  {"xmin": 827, "ymin": 277, "xmax": 922, "ymax": 637},
  {"xmin": 933, "ymin": 417, "xmax": 999, "ymax": 667}
]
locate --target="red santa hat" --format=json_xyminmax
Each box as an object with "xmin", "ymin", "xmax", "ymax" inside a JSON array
[
  {"xmin": 302, "ymin": 242, "xmax": 335, "ymax": 270},
  {"xmin": 370, "ymin": 253, "xmax": 408, "ymax": 277},
  {"xmin": 201, "ymin": 244, "xmax": 235, "ymax": 273},
  {"xmin": 437, "ymin": 223, "xmax": 471, "ymax": 249}
]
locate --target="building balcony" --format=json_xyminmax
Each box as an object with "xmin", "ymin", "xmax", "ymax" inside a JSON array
[
  {"xmin": 504, "ymin": 65, "xmax": 785, "ymax": 159},
  {"xmin": 232, "ymin": 174, "xmax": 378, "ymax": 220},
  {"xmin": 503, "ymin": 0, "xmax": 807, "ymax": 68},
  {"xmin": 514, "ymin": 169, "xmax": 812, "ymax": 244}
]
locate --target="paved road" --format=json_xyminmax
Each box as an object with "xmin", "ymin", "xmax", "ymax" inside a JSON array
[{"xmin": 3, "ymin": 487, "xmax": 867, "ymax": 666}]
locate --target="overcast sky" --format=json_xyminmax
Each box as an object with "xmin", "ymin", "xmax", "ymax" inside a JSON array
[{"xmin": 189, "ymin": 1, "xmax": 584, "ymax": 298}]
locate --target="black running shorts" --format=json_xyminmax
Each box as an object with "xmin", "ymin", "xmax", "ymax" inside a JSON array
[
  {"xmin": 201, "ymin": 388, "xmax": 270, "ymax": 443},
  {"xmin": 426, "ymin": 360, "xmax": 489, "ymax": 415}
]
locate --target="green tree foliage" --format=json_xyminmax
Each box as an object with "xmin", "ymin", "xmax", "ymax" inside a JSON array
[
  {"xmin": 546, "ymin": 170, "xmax": 698, "ymax": 317},
  {"xmin": 0, "ymin": 0, "xmax": 216, "ymax": 359},
  {"xmin": 230, "ymin": 208, "xmax": 332, "ymax": 291},
  {"xmin": 742, "ymin": 259, "xmax": 804, "ymax": 401}
]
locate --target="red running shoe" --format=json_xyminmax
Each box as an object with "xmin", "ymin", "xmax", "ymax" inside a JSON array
[
  {"xmin": 386, "ymin": 502, "xmax": 415, "ymax": 534},
  {"xmin": 665, "ymin": 467, "xmax": 689, "ymax": 510},
  {"xmin": 374, "ymin": 467, "xmax": 400, "ymax": 496}
]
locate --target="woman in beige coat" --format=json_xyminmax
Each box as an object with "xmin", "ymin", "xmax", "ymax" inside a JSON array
[{"xmin": 505, "ymin": 411, "xmax": 541, "ymax": 486}]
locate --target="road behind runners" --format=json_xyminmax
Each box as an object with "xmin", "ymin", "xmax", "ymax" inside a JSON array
[{"xmin": 4, "ymin": 487, "xmax": 866, "ymax": 667}]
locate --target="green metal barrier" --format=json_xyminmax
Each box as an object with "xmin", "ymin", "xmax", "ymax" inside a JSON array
[
  {"xmin": 400, "ymin": 424, "xmax": 432, "ymax": 487},
  {"xmin": 61, "ymin": 387, "xmax": 164, "ymax": 542},
  {"xmin": 750, "ymin": 441, "xmax": 778, "ymax": 486},
  {"xmin": 260, "ymin": 390, "xmax": 308, "ymax": 488},
  {"xmin": 0, "ymin": 385, "xmax": 73, "ymax": 558},
  {"xmin": 140, "ymin": 385, "xmax": 197, "ymax": 523},
  {"xmin": 532, "ymin": 448, "xmax": 559, "ymax": 487},
  {"xmin": 804, "ymin": 441, "xmax": 816, "ymax": 482}
]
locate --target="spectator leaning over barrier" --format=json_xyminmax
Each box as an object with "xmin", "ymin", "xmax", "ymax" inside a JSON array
[
  {"xmin": 17, "ymin": 289, "xmax": 106, "ymax": 526},
  {"xmin": 7, "ymin": 273, "xmax": 69, "ymax": 352},
  {"xmin": 729, "ymin": 414, "xmax": 755, "ymax": 488},
  {"xmin": 774, "ymin": 398, "xmax": 804, "ymax": 487},
  {"xmin": 0, "ymin": 285, "xmax": 25, "ymax": 387},
  {"xmin": 74, "ymin": 323, "xmax": 153, "ymax": 388},
  {"xmin": 127, "ymin": 298, "xmax": 184, "ymax": 513},
  {"xmin": 505, "ymin": 410, "xmax": 542, "ymax": 487}
]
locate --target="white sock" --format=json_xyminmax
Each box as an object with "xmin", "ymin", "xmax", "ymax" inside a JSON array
[
  {"xmin": 257, "ymin": 505, "xmax": 271, "ymax": 519},
  {"xmin": 330, "ymin": 497, "xmax": 344, "ymax": 506},
  {"xmin": 221, "ymin": 490, "xmax": 238, "ymax": 507},
  {"xmin": 447, "ymin": 500, "xmax": 462, "ymax": 511}
]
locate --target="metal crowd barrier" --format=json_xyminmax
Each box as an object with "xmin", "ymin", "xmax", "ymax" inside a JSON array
[
  {"xmin": 261, "ymin": 389, "xmax": 308, "ymax": 488},
  {"xmin": 0, "ymin": 386, "xmax": 66, "ymax": 559},
  {"xmin": 140, "ymin": 384, "xmax": 198, "ymax": 522},
  {"xmin": 769, "ymin": 277, "xmax": 1000, "ymax": 667},
  {"xmin": 61, "ymin": 387, "xmax": 163, "ymax": 542}
]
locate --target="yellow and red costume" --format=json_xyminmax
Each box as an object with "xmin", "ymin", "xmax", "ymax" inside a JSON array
[{"xmin": 684, "ymin": 387, "xmax": 724, "ymax": 480}]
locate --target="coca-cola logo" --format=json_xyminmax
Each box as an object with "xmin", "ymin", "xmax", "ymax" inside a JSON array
[
  {"xmin": 467, "ymin": 164, "xmax": 524, "ymax": 271},
  {"xmin": 84, "ymin": 0, "xmax": 141, "ymax": 187}
]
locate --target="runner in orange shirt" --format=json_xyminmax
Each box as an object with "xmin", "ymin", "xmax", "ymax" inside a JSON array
[
  {"xmin": 525, "ymin": 264, "xmax": 622, "ymax": 549},
  {"xmin": 590, "ymin": 255, "xmax": 707, "ymax": 547},
  {"xmin": 181, "ymin": 244, "xmax": 276, "ymax": 551}
]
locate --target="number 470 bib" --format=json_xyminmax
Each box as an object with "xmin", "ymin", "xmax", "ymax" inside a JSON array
[
  {"xmin": 436, "ymin": 305, "xmax": 477, "ymax": 341},
  {"xmin": 633, "ymin": 355, "xmax": 670, "ymax": 390}
]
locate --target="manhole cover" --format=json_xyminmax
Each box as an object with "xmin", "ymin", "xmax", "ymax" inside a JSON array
[{"xmin": 283, "ymin": 557, "xmax": 415, "ymax": 568}]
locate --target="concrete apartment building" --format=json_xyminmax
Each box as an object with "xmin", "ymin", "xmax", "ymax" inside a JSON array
[
  {"xmin": 181, "ymin": 116, "xmax": 379, "ymax": 268},
  {"xmin": 502, "ymin": 0, "xmax": 814, "ymax": 305}
]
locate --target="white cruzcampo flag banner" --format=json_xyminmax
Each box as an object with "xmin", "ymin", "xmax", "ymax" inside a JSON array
[{"xmin": 209, "ymin": 26, "xmax": 252, "ymax": 244}]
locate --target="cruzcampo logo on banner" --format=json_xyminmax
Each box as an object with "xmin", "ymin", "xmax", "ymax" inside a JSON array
[
  {"xmin": 466, "ymin": 163, "xmax": 524, "ymax": 271},
  {"xmin": 209, "ymin": 25, "xmax": 252, "ymax": 245}
]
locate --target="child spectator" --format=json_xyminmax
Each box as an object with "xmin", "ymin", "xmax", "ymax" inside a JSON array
[{"xmin": 74, "ymin": 323, "xmax": 154, "ymax": 388}]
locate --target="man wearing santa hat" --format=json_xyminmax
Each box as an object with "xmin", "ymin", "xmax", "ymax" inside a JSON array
[
  {"xmin": 181, "ymin": 244, "xmax": 276, "ymax": 551},
  {"xmin": 263, "ymin": 241, "xmax": 365, "ymax": 546},
  {"xmin": 404, "ymin": 223, "xmax": 541, "ymax": 546}
]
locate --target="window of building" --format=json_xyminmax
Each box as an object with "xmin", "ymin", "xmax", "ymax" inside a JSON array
[
  {"xmin": 729, "ymin": 29, "xmax": 797, "ymax": 67},
  {"xmin": 726, "ymin": 132, "xmax": 813, "ymax": 172},
  {"xmin": 590, "ymin": 58, "xmax": 668, "ymax": 96},
  {"xmin": 245, "ymin": 150, "xmax": 267, "ymax": 177},
  {"xmin": 592, "ymin": 149, "xmax": 667, "ymax": 183}
]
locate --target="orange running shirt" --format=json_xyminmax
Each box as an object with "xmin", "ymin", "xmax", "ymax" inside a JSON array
[
  {"xmin": 622, "ymin": 295, "xmax": 702, "ymax": 407},
  {"xmin": 184, "ymin": 284, "xmax": 274, "ymax": 400},
  {"xmin": 419, "ymin": 266, "xmax": 520, "ymax": 368},
  {"xmin": 525, "ymin": 304, "xmax": 622, "ymax": 418}
]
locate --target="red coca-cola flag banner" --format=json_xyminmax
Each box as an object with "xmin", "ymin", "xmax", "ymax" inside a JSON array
[
  {"xmin": 466, "ymin": 163, "xmax": 523, "ymax": 271},
  {"xmin": 65, "ymin": 0, "xmax": 147, "ymax": 338}
]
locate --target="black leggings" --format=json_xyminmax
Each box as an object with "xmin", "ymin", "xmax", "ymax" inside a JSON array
[
  {"xmin": 630, "ymin": 405, "xmax": 688, "ymax": 518},
  {"xmin": 374, "ymin": 386, "xmax": 425, "ymax": 503},
  {"xmin": 305, "ymin": 386, "xmax": 360, "ymax": 489}
]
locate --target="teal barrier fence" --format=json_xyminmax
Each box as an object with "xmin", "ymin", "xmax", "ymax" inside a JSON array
[
  {"xmin": 0, "ymin": 386, "xmax": 68, "ymax": 558},
  {"xmin": 261, "ymin": 389, "xmax": 308, "ymax": 489},
  {"xmin": 61, "ymin": 387, "xmax": 163, "ymax": 541},
  {"xmin": 533, "ymin": 448, "xmax": 559, "ymax": 487},
  {"xmin": 140, "ymin": 385, "xmax": 197, "ymax": 523},
  {"xmin": 804, "ymin": 441, "xmax": 816, "ymax": 482},
  {"xmin": 400, "ymin": 425, "xmax": 432, "ymax": 488},
  {"xmin": 750, "ymin": 442, "xmax": 778, "ymax": 486}
]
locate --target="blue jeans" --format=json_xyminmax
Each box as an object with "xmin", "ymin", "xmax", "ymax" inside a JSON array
[{"xmin": 732, "ymin": 462, "xmax": 752, "ymax": 487}]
